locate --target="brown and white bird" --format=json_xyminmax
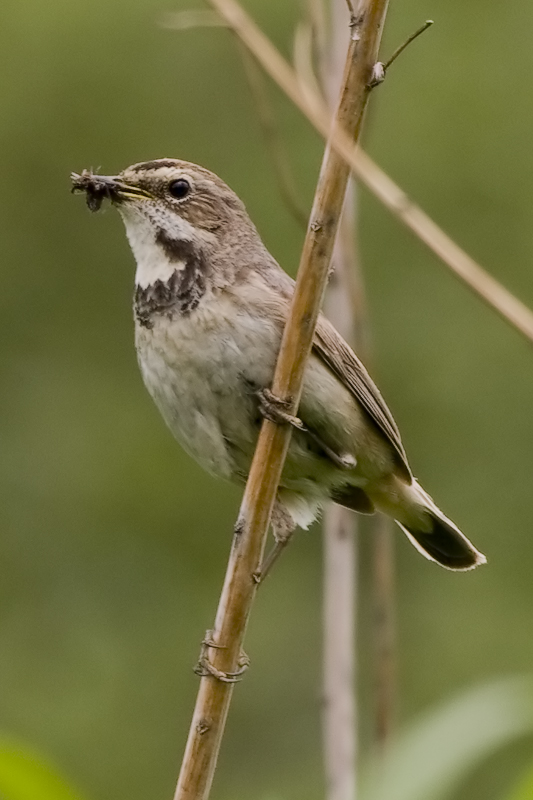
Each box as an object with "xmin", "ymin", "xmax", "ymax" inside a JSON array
[{"xmin": 72, "ymin": 158, "xmax": 486, "ymax": 571}]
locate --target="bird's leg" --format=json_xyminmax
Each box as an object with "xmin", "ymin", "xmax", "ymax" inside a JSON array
[
  {"xmin": 253, "ymin": 501, "xmax": 297, "ymax": 584},
  {"xmin": 306, "ymin": 433, "xmax": 357, "ymax": 470},
  {"xmin": 256, "ymin": 388, "xmax": 306, "ymax": 431}
]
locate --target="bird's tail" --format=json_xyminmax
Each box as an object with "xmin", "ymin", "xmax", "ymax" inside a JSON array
[
  {"xmin": 396, "ymin": 513, "xmax": 485, "ymax": 571},
  {"xmin": 372, "ymin": 480, "xmax": 486, "ymax": 571}
]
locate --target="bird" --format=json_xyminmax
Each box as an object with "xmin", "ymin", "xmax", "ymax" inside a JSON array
[{"xmin": 71, "ymin": 158, "xmax": 486, "ymax": 571}]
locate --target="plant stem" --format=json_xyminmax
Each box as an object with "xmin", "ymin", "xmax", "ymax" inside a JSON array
[
  {"xmin": 382, "ymin": 19, "xmax": 433, "ymax": 72},
  {"xmin": 173, "ymin": 1, "xmax": 390, "ymax": 797},
  {"xmin": 374, "ymin": 513, "xmax": 396, "ymax": 750},
  {"xmin": 239, "ymin": 45, "xmax": 308, "ymax": 229},
  {"xmin": 321, "ymin": 3, "xmax": 360, "ymax": 799},
  {"xmin": 322, "ymin": 504, "xmax": 357, "ymax": 800},
  {"xmin": 322, "ymin": 203, "xmax": 360, "ymax": 800},
  {"xmin": 210, "ymin": 0, "xmax": 533, "ymax": 345}
]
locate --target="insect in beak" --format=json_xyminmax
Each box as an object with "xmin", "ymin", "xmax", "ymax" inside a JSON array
[{"xmin": 71, "ymin": 170, "xmax": 151, "ymax": 212}]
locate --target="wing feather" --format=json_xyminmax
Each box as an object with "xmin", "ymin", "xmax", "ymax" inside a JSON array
[
  {"xmin": 237, "ymin": 266, "xmax": 412, "ymax": 481},
  {"xmin": 314, "ymin": 316, "xmax": 412, "ymax": 481}
]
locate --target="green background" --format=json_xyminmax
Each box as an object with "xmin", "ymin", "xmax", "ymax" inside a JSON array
[{"xmin": 1, "ymin": 0, "xmax": 532, "ymax": 798}]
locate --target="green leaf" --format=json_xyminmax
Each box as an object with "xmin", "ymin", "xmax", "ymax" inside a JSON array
[
  {"xmin": 361, "ymin": 677, "xmax": 533, "ymax": 800},
  {"xmin": 504, "ymin": 763, "xmax": 533, "ymax": 800},
  {"xmin": 0, "ymin": 737, "xmax": 87, "ymax": 800}
]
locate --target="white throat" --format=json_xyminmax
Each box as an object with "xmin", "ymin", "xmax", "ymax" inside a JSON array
[{"xmin": 119, "ymin": 207, "xmax": 195, "ymax": 289}]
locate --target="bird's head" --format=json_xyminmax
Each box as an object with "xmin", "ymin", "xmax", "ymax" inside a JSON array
[{"xmin": 71, "ymin": 158, "xmax": 263, "ymax": 289}]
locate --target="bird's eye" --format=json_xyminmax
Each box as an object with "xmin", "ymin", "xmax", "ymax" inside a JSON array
[{"xmin": 168, "ymin": 178, "xmax": 191, "ymax": 199}]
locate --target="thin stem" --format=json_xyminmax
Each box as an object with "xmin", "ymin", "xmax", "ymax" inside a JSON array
[
  {"xmin": 173, "ymin": 1, "xmax": 391, "ymax": 798},
  {"xmin": 294, "ymin": 20, "xmax": 326, "ymax": 111},
  {"xmin": 373, "ymin": 514, "xmax": 396, "ymax": 750},
  {"xmin": 320, "ymin": 4, "xmax": 359, "ymax": 799},
  {"xmin": 307, "ymin": 0, "xmax": 328, "ymax": 68},
  {"xmin": 382, "ymin": 20, "xmax": 433, "ymax": 71},
  {"xmin": 163, "ymin": 12, "xmax": 309, "ymax": 230},
  {"xmin": 239, "ymin": 45, "xmax": 308, "ymax": 230},
  {"xmin": 344, "ymin": 0, "xmax": 357, "ymax": 25},
  {"xmin": 209, "ymin": 0, "xmax": 533, "ymax": 345},
  {"xmin": 323, "ymin": 505, "xmax": 357, "ymax": 800},
  {"xmin": 161, "ymin": 11, "xmax": 228, "ymax": 30}
]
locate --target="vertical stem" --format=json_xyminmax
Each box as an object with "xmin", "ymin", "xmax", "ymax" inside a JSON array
[
  {"xmin": 321, "ymin": 3, "xmax": 359, "ymax": 800},
  {"xmin": 320, "ymin": 0, "xmax": 396, "ymax": 777},
  {"xmin": 322, "ymin": 504, "xmax": 357, "ymax": 800},
  {"xmin": 373, "ymin": 513, "xmax": 396, "ymax": 750},
  {"xmin": 174, "ymin": 1, "xmax": 390, "ymax": 797}
]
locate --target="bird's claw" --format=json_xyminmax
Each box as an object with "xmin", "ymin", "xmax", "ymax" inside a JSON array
[{"xmin": 257, "ymin": 388, "xmax": 306, "ymax": 430}]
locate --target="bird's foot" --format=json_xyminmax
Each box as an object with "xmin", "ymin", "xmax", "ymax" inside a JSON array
[
  {"xmin": 257, "ymin": 388, "xmax": 306, "ymax": 431},
  {"xmin": 257, "ymin": 390, "xmax": 355, "ymax": 470}
]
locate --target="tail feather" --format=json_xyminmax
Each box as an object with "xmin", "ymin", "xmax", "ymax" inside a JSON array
[{"xmin": 397, "ymin": 510, "xmax": 486, "ymax": 572}]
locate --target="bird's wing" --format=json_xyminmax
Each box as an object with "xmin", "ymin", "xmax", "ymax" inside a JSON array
[
  {"xmin": 313, "ymin": 315, "xmax": 412, "ymax": 481},
  {"xmin": 240, "ymin": 264, "xmax": 411, "ymax": 479}
]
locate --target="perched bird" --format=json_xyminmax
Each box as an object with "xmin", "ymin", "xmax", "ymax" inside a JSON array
[{"xmin": 72, "ymin": 158, "xmax": 486, "ymax": 571}]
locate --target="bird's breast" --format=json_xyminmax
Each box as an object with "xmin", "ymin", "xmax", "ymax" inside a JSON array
[{"xmin": 134, "ymin": 292, "xmax": 282, "ymax": 479}]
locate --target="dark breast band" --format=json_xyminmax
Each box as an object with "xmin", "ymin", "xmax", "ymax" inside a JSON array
[{"xmin": 134, "ymin": 231, "xmax": 208, "ymax": 328}]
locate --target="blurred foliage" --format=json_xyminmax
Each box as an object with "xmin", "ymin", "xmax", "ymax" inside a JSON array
[
  {"xmin": 1, "ymin": 0, "xmax": 533, "ymax": 799},
  {"xmin": 505, "ymin": 763, "xmax": 533, "ymax": 800},
  {"xmin": 361, "ymin": 677, "xmax": 533, "ymax": 800},
  {"xmin": 0, "ymin": 738, "xmax": 86, "ymax": 800},
  {"xmin": 5, "ymin": 677, "xmax": 533, "ymax": 800}
]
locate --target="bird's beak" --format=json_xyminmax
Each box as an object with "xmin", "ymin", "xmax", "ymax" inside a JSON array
[{"xmin": 71, "ymin": 170, "xmax": 152, "ymax": 212}]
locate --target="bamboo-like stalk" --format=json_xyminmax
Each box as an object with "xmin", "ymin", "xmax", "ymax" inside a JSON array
[
  {"xmin": 322, "ymin": 503, "xmax": 357, "ymax": 800},
  {"xmin": 173, "ymin": 3, "xmax": 390, "ymax": 798},
  {"xmin": 320, "ymin": 4, "xmax": 359, "ymax": 799},
  {"xmin": 321, "ymin": 1, "xmax": 396, "ymax": 786},
  {"xmin": 206, "ymin": 0, "xmax": 533, "ymax": 345},
  {"xmin": 322, "ymin": 203, "xmax": 360, "ymax": 800},
  {"xmin": 373, "ymin": 513, "xmax": 396, "ymax": 750}
]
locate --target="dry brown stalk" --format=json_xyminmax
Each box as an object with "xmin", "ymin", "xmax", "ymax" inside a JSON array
[
  {"xmin": 162, "ymin": 13, "xmax": 308, "ymax": 230},
  {"xmin": 173, "ymin": 2, "xmax": 390, "ymax": 798},
  {"xmin": 322, "ymin": 502, "xmax": 357, "ymax": 800},
  {"xmin": 320, "ymin": 2, "xmax": 396, "ymax": 786},
  {"xmin": 294, "ymin": 19, "xmax": 325, "ymax": 111},
  {"xmin": 239, "ymin": 46, "xmax": 309, "ymax": 229},
  {"xmin": 320, "ymin": 4, "xmax": 359, "ymax": 799},
  {"xmin": 160, "ymin": 10, "xmax": 227, "ymax": 30},
  {"xmin": 380, "ymin": 19, "xmax": 433, "ymax": 73},
  {"xmin": 373, "ymin": 513, "xmax": 396, "ymax": 750},
  {"xmin": 207, "ymin": 0, "xmax": 533, "ymax": 345}
]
